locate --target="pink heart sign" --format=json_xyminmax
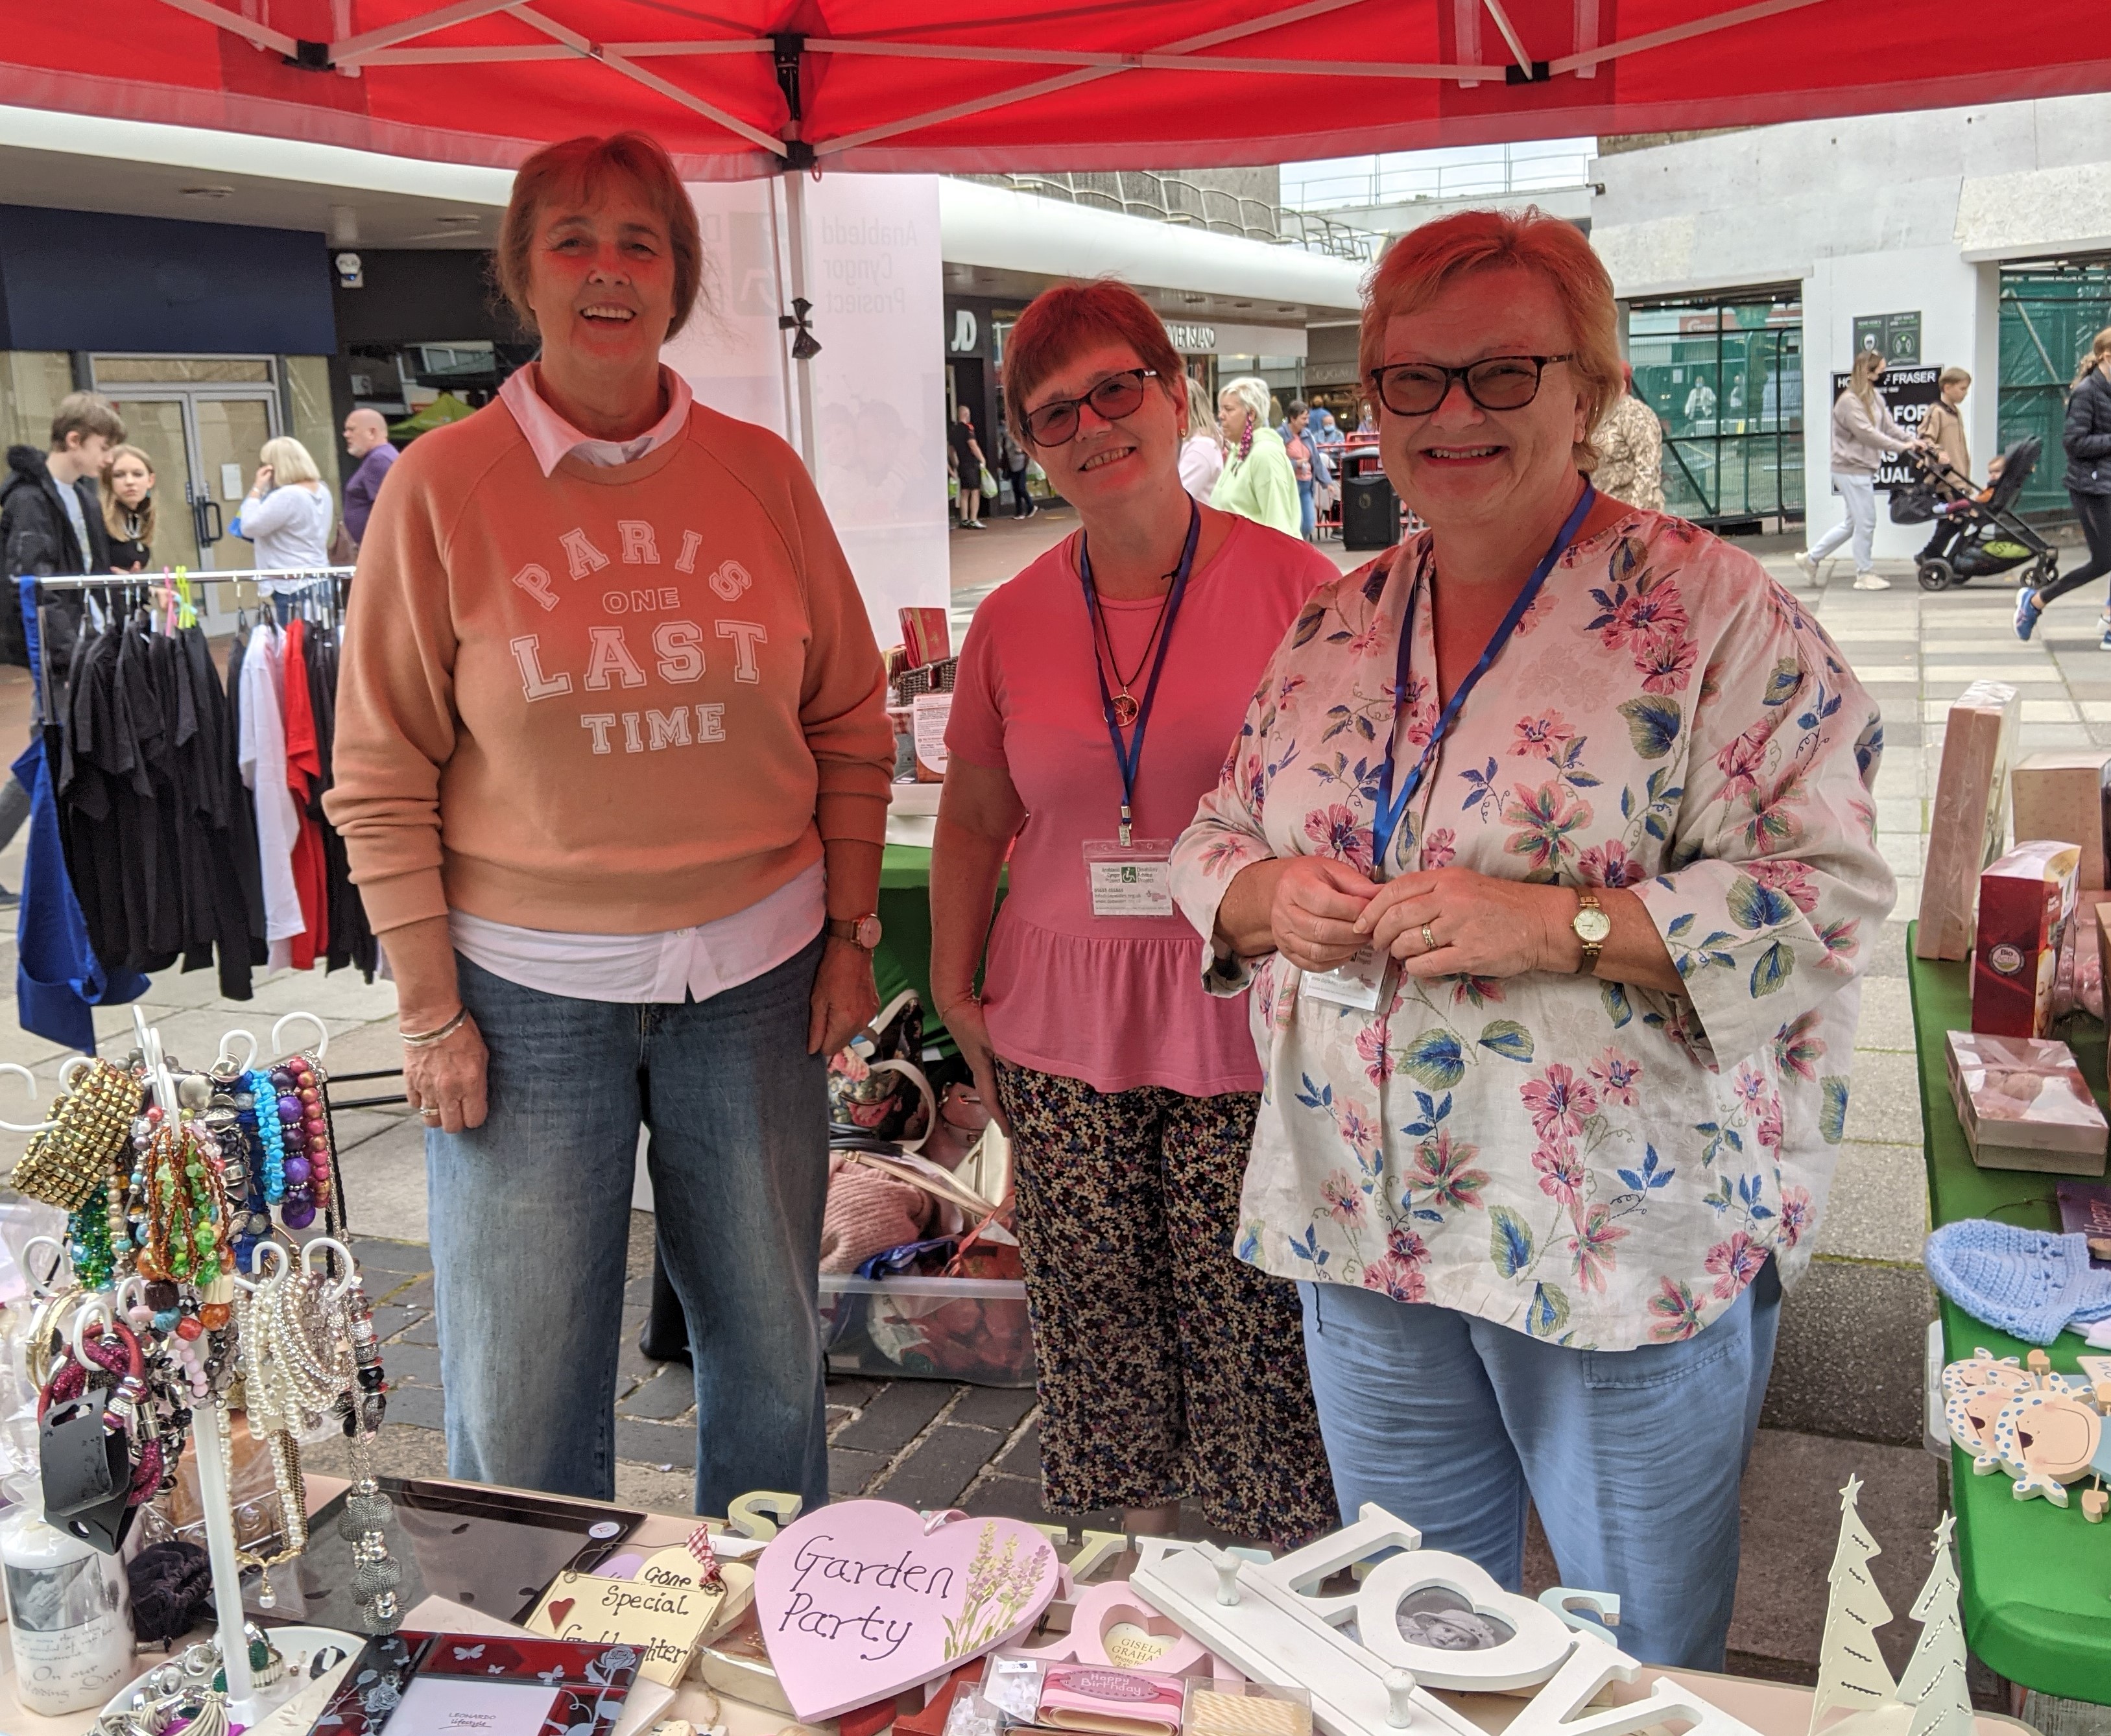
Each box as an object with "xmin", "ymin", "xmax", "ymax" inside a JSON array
[{"xmin": 755, "ymin": 1500, "xmax": 1059, "ymax": 1721}]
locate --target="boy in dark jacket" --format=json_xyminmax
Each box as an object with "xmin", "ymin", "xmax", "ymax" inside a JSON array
[{"xmin": 0, "ymin": 391, "xmax": 124, "ymax": 885}]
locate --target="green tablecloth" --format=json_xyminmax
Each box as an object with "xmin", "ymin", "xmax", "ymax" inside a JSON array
[
  {"xmin": 874, "ymin": 844, "xmax": 938, "ymax": 1030},
  {"xmin": 1907, "ymin": 930, "xmax": 2110, "ymax": 1702}
]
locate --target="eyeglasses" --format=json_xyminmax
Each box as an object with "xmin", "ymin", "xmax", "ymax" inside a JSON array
[
  {"xmin": 1021, "ymin": 368, "xmax": 1158, "ymax": 447},
  {"xmin": 1366, "ymin": 354, "xmax": 1574, "ymax": 417}
]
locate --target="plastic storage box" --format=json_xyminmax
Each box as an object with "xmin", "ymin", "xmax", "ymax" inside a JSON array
[{"xmin": 818, "ymin": 1274, "xmax": 1036, "ymax": 1387}]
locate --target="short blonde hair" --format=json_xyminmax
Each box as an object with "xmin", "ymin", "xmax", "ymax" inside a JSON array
[
  {"xmin": 259, "ymin": 436, "xmax": 321, "ymax": 486},
  {"xmin": 1358, "ymin": 207, "xmax": 1621, "ymax": 470},
  {"xmin": 1219, "ymin": 375, "xmax": 1272, "ymax": 430},
  {"xmin": 1938, "ymin": 366, "xmax": 1972, "ymax": 390}
]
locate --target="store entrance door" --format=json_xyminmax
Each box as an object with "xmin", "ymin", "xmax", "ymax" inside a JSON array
[{"xmin": 90, "ymin": 357, "xmax": 281, "ymax": 574}]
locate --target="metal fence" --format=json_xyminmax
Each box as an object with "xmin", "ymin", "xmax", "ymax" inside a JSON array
[{"xmin": 959, "ymin": 171, "xmax": 1379, "ymax": 261}]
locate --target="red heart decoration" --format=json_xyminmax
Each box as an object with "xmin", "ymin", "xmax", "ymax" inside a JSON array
[{"xmin": 547, "ymin": 1597, "xmax": 575, "ymax": 1628}]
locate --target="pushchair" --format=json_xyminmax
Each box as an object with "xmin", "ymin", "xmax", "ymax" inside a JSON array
[{"xmin": 1891, "ymin": 438, "xmax": 2060, "ymax": 592}]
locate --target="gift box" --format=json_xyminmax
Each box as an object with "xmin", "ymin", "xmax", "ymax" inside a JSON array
[
  {"xmin": 900, "ymin": 606, "xmax": 952, "ymax": 669},
  {"xmin": 1946, "ymin": 1029, "xmax": 2107, "ymax": 1175},
  {"xmin": 1916, "ymin": 681, "xmax": 2020, "ymax": 960},
  {"xmin": 1972, "ymin": 839, "xmax": 2080, "ymax": 1036},
  {"xmin": 2011, "ymin": 750, "xmax": 2111, "ymax": 893}
]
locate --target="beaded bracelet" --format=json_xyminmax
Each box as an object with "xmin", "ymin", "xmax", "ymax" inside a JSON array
[
  {"xmin": 14, "ymin": 1060, "xmax": 143, "ymax": 1211},
  {"xmin": 246, "ymin": 1069, "xmax": 286, "ymax": 1206},
  {"xmin": 265, "ymin": 1054, "xmax": 332, "ymax": 1230}
]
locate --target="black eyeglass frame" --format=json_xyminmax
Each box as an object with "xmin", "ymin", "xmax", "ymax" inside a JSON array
[
  {"xmin": 1021, "ymin": 368, "xmax": 1160, "ymax": 447},
  {"xmin": 1366, "ymin": 353, "xmax": 1576, "ymax": 418}
]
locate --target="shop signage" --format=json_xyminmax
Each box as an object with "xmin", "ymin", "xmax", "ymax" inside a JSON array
[
  {"xmin": 1164, "ymin": 322, "xmax": 1218, "ymax": 353},
  {"xmin": 755, "ymin": 1500, "xmax": 1060, "ymax": 1720},
  {"xmin": 1853, "ymin": 310, "xmax": 1922, "ymax": 364},
  {"xmin": 1830, "ymin": 362, "xmax": 1940, "ymax": 489},
  {"xmin": 949, "ymin": 307, "xmax": 979, "ymax": 354}
]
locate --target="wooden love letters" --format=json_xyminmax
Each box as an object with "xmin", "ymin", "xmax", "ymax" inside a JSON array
[{"xmin": 1128, "ymin": 1503, "xmax": 1768, "ymax": 1736}]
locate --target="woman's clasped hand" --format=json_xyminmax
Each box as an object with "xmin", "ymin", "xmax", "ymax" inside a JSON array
[{"xmin": 1264, "ymin": 856, "xmax": 1577, "ymax": 979}]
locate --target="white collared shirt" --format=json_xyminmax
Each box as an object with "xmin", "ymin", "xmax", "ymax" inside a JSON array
[
  {"xmin": 446, "ymin": 363, "xmax": 826, "ymax": 1006},
  {"xmin": 497, "ymin": 361, "xmax": 696, "ymax": 475}
]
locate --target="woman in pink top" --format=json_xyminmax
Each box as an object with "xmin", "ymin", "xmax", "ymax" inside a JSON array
[{"xmin": 933, "ymin": 281, "xmax": 1335, "ymax": 1545}]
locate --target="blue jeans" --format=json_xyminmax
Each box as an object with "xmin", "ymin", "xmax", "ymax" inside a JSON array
[
  {"xmin": 1297, "ymin": 477, "xmax": 1317, "ymax": 540},
  {"xmin": 270, "ymin": 581, "xmax": 329, "ymax": 624},
  {"xmin": 1298, "ymin": 1259, "xmax": 1781, "ymax": 1669},
  {"xmin": 428, "ymin": 939, "xmax": 831, "ymax": 1514}
]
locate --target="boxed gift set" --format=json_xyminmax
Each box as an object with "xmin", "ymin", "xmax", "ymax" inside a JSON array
[
  {"xmin": 1944, "ymin": 1028, "xmax": 2108, "ymax": 1175},
  {"xmin": 1970, "ymin": 838, "xmax": 2081, "ymax": 1038}
]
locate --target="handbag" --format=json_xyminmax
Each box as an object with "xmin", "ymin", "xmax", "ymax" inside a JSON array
[{"xmin": 828, "ymin": 990, "xmax": 934, "ymax": 1148}]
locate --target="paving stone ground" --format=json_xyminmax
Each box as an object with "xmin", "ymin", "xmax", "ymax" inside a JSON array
[{"xmin": 0, "ymin": 523, "xmax": 2082, "ymax": 1693}]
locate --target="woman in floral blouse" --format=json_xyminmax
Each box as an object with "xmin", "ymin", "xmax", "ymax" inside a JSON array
[{"xmin": 1169, "ymin": 209, "xmax": 1893, "ymax": 1668}]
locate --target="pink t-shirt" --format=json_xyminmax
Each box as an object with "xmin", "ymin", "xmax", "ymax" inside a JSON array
[{"xmin": 946, "ymin": 516, "xmax": 1336, "ymax": 1096}]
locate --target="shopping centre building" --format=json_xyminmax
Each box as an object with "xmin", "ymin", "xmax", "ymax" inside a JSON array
[{"xmin": 0, "ymin": 104, "xmax": 1365, "ymax": 593}]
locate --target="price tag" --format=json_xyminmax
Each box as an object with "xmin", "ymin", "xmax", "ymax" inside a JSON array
[
  {"xmin": 1300, "ymin": 946, "xmax": 1392, "ymax": 1011},
  {"xmin": 1082, "ymin": 838, "xmax": 1176, "ymax": 918}
]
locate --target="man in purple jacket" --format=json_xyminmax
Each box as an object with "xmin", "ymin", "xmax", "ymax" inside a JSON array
[{"xmin": 341, "ymin": 408, "xmax": 399, "ymax": 547}]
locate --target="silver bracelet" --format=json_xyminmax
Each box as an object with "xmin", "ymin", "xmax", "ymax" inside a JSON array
[{"xmin": 400, "ymin": 1008, "xmax": 467, "ymax": 1048}]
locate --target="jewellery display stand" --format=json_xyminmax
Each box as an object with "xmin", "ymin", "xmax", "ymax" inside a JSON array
[
  {"xmin": 135, "ymin": 1007, "xmax": 259, "ymax": 1723},
  {"xmin": 92, "ymin": 1007, "xmax": 364, "ymax": 1728}
]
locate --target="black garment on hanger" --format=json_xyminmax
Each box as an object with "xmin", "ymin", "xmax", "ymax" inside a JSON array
[
  {"xmin": 179, "ymin": 624, "xmax": 265, "ymax": 999},
  {"xmin": 302, "ymin": 615, "xmax": 376, "ymax": 980}
]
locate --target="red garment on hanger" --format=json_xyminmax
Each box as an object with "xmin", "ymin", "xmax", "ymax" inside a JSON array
[{"xmin": 282, "ymin": 617, "xmax": 329, "ymax": 969}]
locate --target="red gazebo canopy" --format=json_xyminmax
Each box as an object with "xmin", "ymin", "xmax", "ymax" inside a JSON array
[{"xmin": 5, "ymin": 1, "xmax": 2110, "ymax": 180}]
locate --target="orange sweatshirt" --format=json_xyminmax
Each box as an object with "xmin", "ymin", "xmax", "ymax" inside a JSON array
[{"xmin": 323, "ymin": 398, "xmax": 893, "ymax": 937}]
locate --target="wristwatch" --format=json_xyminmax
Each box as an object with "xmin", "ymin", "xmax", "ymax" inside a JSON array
[
  {"xmin": 1571, "ymin": 889, "xmax": 1611, "ymax": 973},
  {"xmin": 827, "ymin": 912, "xmax": 884, "ymax": 951}
]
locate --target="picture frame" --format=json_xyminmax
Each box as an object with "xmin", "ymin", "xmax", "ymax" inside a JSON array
[{"xmin": 307, "ymin": 1630, "xmax": 640, "ymax": 1735}]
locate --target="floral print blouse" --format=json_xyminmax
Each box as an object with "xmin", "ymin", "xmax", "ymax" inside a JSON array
[{"xmin": 1169, "ymin": 507, "xmax": 1894, "ymax": 1350}]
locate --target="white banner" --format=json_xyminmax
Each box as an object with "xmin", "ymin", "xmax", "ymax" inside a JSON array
[{"xmin": 667, "ymin": 174, "xmax": 948, "ymax": 651}]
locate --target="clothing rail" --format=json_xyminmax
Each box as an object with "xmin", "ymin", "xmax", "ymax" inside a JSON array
[{"xmin": 25, "ymin": 566, "xmax": 356, "ymax": 589}]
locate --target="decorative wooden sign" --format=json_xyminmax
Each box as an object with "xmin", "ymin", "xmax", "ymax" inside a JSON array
[
  {"xmin": 754, "ymin": 1500, "xmax": 1059, "ymax": 1722},
  {"xmin": 525, "ymin": 1554, "xmax": 728, "ymax": 1686},
  {"xmin": 1018, "ymin": 1579, "xmax": 1216, "ymax": 1676},
  {"xmin": 1129, "ymin": 1504, "xmax": 1769, "ymax": 1736}
]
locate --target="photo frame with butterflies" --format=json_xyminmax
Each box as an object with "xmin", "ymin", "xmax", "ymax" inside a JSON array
[{"xmin": 307, "ymin": 1631, "xmax": 640, "ymax": 1735}]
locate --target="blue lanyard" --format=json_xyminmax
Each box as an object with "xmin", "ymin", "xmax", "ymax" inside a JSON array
[
  {"xmin": 1370, "ymin": 483, "xmax": 1596, "ymax": 875},
  {"xmin": 1079, "ymin": 502, "xmax": 1202, "ymax": 846}
]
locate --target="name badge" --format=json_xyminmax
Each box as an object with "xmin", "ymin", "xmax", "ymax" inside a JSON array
[
  {"xmin": 1082, "ymin": 838, "xmax": 1176, "ymax": 918},
  {"xmin": 1300, "ymin": 945, "xmax": 1392, "ymax": 1011}
]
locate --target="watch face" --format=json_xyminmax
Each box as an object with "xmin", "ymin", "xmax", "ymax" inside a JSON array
[
  {"xmin": 1573, "ymin": 907, "xmax": 1613, "ymax": 944},
  {"xmin": 856, "ymin": 914, "xmax": 884, "ymax": 949}
]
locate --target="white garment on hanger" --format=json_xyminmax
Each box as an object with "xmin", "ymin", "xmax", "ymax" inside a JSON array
[{"xmin": 237, "ymin": 623, "xmax": 305, "ymax": 969}]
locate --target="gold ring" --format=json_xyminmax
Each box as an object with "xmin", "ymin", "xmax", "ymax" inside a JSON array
[
  {"xmin": 420, "ymin": 1109, "xmax": 442, "ymax": 1124},
  {"xmin": 1421, "ymin": 923, "xmax": 1438, "ymax": 953}
]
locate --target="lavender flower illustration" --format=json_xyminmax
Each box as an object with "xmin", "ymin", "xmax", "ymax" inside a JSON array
[{"xmin": 942, "ymin": 1523, "xmax": 1053, "ymax": 1659}]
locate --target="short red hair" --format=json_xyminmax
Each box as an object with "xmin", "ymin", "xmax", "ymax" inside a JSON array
[
  {"xmin": 497, "ymin": 132, "xmax": 706, "ymax": 339},
  {"xmin": 1359, "ymin": 207, "xmax": 1621, "ymax": 470},
  {"xmin": 1005, "ymin": 279, "xmax": 1186, "ymax": 444}
]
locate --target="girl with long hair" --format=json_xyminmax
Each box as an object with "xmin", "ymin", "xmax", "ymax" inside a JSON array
[
  {"xmin": 1178, "ymin": 374, "xmax": 1223, "ymax": 502},
  {"xmin": 101, "ymin": 444, "xmax": 156, "ymax": 572}
]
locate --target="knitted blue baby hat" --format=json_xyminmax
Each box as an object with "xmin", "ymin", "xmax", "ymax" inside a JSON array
[{"xmin": 1924, "ymin": 1221, "xmax": 2111, "ymax": 1345}]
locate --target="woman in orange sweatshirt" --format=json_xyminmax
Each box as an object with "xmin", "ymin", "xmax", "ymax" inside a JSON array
[{"xmin": 324, "ymin": 133, "xmax": 894, "ymax": 1514}]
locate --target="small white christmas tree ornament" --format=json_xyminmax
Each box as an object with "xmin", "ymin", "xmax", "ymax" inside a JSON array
[
  {"xmin": 1809, "ymin": 1475, "xmax": 1900, "ymax": 1736},
  {"xmin": 1898, "ymin": 1516, "xmax": 1974, "ymax": 1736}
]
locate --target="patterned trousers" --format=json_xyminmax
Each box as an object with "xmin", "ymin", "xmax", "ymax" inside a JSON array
[{"xmin": 996, "ymin": 1060, "xmax": 1334, "ymax": 1547}]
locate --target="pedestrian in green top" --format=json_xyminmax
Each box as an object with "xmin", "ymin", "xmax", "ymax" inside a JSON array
[{"xmin": 1211, "ymin": 375, "xmax": 1301, "ymax": 538}]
